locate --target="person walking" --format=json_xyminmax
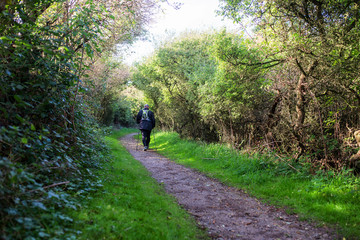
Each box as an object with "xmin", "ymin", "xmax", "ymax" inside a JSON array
[{"xmin": 136, "ymin": 104, "xmax": 155, "ymax": 151}]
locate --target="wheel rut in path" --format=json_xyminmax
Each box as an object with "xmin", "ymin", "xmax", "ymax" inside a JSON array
[{"xmin": 120, "ymin": 133, "xmax": 337, "ymax": 240}]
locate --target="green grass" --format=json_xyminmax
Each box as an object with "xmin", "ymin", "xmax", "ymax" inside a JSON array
[
  {"xmin": 70, "ymin": 128, "xmax": 207, "ymax": 240},
  {"xmin": 153, "ymin": 131, "xmax": 360, "ymax": 239}
]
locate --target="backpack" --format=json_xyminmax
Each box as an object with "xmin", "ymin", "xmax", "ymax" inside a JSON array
[{"xmin": 141, "ymin": 110, "xmax": 150, "ymax": 121}]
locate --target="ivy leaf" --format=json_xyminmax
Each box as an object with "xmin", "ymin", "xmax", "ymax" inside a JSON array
[
  {"xmin": 47, "ymin": 191, "xmax": 60, "ymax": 199},
  {"xmin": 32, "ymin": 201, "xmax": 47, "ymax": 211},
  {"xmin": 38, "ymin": 232, "xmax": 50, "ymax": 238},
  {"xmin": 5, "ymin": 208, "xmax": 18, "ymax": 215}
]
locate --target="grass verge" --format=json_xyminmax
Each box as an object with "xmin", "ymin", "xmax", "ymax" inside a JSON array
[
  {"xmin": 70, "ymin": 128, "xmax": 207, "ymax": 240},
  {"xmin": 153, "ymin": 131, "xmax": 360, "ymax": 239}
]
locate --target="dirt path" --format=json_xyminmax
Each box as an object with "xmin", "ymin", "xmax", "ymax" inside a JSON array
[{"xmin": 120, "ymin": 133, "xmax": 338, "ymax": 240}]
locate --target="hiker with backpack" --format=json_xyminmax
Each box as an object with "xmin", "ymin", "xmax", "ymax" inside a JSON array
[{"xmin": 136, "ymin": 104, "xmax": 156, "ymax": 151}]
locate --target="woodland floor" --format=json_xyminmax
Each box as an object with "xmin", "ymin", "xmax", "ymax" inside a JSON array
[{"xmin": 120, "ymin": 133, "xmax": 339, "ymax": 240}]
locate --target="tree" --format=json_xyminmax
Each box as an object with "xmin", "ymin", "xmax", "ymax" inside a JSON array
[
  {"xmin": 132, "ymin": 31, "xmax": 273, "ymax": 144},
  {"xmin": 83, "ymin": 55, "xmax": 136, "ymax": 126},
  {"xmin": 219, "ymin": 0, "xmax": 360, "ymax": 165},
  {"xmin": 0, "ymin": 0, "xmax": 158, "ymax": 238},
  {"xmin": 203, "ymin": 31, "xmax": 276, "ymax": 145},
  {"xmin": 133, "ymin": 32, "xmax": 219, "ymax": 140}
]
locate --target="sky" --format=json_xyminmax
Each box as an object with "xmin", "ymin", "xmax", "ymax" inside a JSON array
[{"xmin": 121, "ymin": 0, "xmax": 241, "ymax": 65}]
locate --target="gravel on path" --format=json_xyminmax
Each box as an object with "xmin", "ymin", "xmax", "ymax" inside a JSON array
[{"xmin": 120, "ymin": 133, "xmax": 338, "ymax": 240}]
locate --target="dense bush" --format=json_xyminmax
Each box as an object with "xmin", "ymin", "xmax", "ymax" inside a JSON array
[
  {"xmin": 82, "ymin": 57, "xmax": 137, "ymax": 127},
  {"xmin": 0, "ymin": 0, "xmax": 157, "ymax": 238},
  {"xmin": 217, "ymin": 0, "xmax": 360, "ymax": 168},
  {"xmin": 132, "ymin": 33, "xmax": 220, "ymax": 141},
  {"xmin": 132, "ymin": 21, "xmax": 360, "ymax": 170}
]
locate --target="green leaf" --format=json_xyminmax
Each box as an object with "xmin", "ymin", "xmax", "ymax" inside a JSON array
[
  {"xmin": 16, "ymin": 114, "xmax": 25, "ymax": 123},
  {"xmin": 38, "ymin": 232, "xmax": 50, "ymax": 238},
  {"xmin": 5, "ymin": 208, "xmax": 18, "ymax": 215},
  {"xmin": 21, "ymin": 138, "xmax": 28, "ymax": 144},
  {"xmin": 14, "ymin": 95, "xmax": 22, "ymax": 102},
  {"xmin": 58, "ymin": 46, "xmax": 69, "ymax": 52},
  {"xmin": 47, "ymin": 191, "xmax": 60, "ymax": 199},
  {"xmin": 31, "ymin": 124, "xmax": 36, "ymax": 131},
  {"xmin": 32, "ymin": 201, "xmax": 47, "ymax": 210},
  {"xmin": 0, "ymin": 36, "xmax": 11, "ymax": 42}
]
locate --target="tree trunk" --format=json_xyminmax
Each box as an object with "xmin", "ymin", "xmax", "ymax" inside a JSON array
[
  {"xmin": 294, "ymin": 60, "xmax": 318, "ymax": 155},
  {"xmin": 294, "ymin": 72, "xmax": 306, "ymax": 133}
]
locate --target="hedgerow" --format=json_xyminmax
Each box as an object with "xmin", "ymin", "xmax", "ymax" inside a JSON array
[{"xmin": 0, "ymin": 1, "xmax": 156, "ymax": 238}]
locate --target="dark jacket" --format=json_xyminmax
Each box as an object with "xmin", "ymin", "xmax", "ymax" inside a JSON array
[{"xmin": 136, "ymin": 108, "xmax": 155, "ymax": 131}]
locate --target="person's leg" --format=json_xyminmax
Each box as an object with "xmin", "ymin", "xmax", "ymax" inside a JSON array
[
  {"xmin": 142, "ymin": 130, "xmax": 151, "ymax": 150},
  {"xmin": 141, "ymin": 130, "xmax": 146, "ymax": 147},
  {"xmin": 145, "ymin": 130, "xmax": 151, "ymax": 148}
]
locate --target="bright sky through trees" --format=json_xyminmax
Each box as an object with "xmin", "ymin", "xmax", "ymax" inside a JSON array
[{"xmin": 122, "ymin": 0, "xmax": 240, "ymax": 64}]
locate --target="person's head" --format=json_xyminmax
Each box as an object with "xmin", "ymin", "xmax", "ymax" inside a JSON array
[{"xmin": 144, "ymin": 104, "xmax": 149, "ymax": 109}]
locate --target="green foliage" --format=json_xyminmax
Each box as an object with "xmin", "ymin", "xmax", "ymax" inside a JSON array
[
  {"xmin": 112, "ymin": 97, "xmax": 136, "ymax": 127},
  {"xmin": 0, "ymin": 0, "xmax": 156, "ymax": 238},
  {"xmin": 132, "ymin": 0, "xmax": 360, "ymax": 169},
  {"xmin": 70, "ymin": 128, "xmax": 208, "ymax": 240},
  {"xmin": 132, "ymin": 32, "xmax": 219, "ymax": 140},
  {"xmin": 154, "ymin": 131, "xmax": 360, "ymax": 238},
  {"xmin": 200, "ymin": 31, "xmax": 274, "ymax": 143},
  {"xmin": 132, "ymin": 31, "xmax": 274, "ymax": 144},
  {"xmin": 83, "ymin": 57, "xmax": 136, "ymax": 127},
  {"xmin": 216, "ymin": 0, "xmax": 360, "ymax": 165}
]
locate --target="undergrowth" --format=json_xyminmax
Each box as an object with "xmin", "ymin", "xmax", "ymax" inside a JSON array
[
  {"xmin": 154, "ymin": 131, "xmax": 360, "ymax": 239},
  {"xmin": 70, "ymin": 128, "xmax": 207, "ymax": 240}
]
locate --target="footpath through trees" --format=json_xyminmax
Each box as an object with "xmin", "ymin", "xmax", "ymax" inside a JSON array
[{"xmin": 120, "ymin": 133, "xmax": 337, "ymax": 240}]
